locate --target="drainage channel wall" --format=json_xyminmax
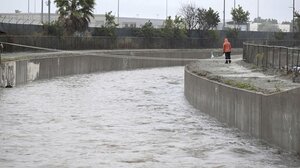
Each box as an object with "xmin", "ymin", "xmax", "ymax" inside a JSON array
[
  {"xmin": 184, "ymin": 67, "xmax": 300, "ymax": 154},
  {"xmin": 0, "ymin": 49, "xmax": 242, "ymax": 87}
]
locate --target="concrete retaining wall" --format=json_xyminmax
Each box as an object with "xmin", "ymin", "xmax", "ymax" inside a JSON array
[
  {"xmin": 0, "ymin": 62, "xmax": 16, "ymax": 87},
  {"xmin": 1, "ymin": 55, "xmax": 186, "ymax": 87},
  {"xmin": 184, "ymin": 67, "xmax": 300, "ymax": 154},
  {"xmin": 1, "ymin": 49, "xmax": 244, "ymax": 87}
]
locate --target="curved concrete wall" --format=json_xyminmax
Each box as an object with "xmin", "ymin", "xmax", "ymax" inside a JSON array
[
  {"xmin": 184, "ymin": 67, "xmax": 300, "ymax": 154},
  {"xmin": 2, "ymin": 48, "xmax": 298, "ymax": 153},
  {"xmin": 1, "ymin": 55, "xmax": 187, "ymax": 87},
  {"xmin": 1, "ymin": 49, "xmax": 244, "ymax": 87}
]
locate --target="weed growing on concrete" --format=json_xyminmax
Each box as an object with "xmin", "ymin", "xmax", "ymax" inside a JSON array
[
  {"xmin": 251, "ymin": 64, "xmax": 258, "ymax": 69},
  {"xmin": 255, "ymin": 53, "xmax": 264, "ymax": 66},
  {"xmin": 274, "ymin": 84, "xmax": 281, "ymax": 92},
  {"xmin": 225, "ymin": 80, "xmax": 257, "ymax": 91},
  {"xmin": 256, "ymin": 53, "xmax": 264, "ymax": 61}
]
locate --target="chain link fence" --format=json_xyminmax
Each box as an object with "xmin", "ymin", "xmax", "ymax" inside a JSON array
[
  {"xmin": 0, "ymin": 35, "xmax": 269, "ymax": 52},
  {"xmin": 0, "ymin": 15, "xmax": 41, "ymax": 25},
  {"xmin": 0, "ymin": 35, "xmax": 237, "ymax": 52},
  {"xmin": 0, "ymin": 15, "xmax": 43, "ymax": 35}
]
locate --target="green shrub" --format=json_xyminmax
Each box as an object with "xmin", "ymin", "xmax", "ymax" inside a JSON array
[{"xmin": 43, "ymin": 21, "xmax": 64, "ymax": 37}]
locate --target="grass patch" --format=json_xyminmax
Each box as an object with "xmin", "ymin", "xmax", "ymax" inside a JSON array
[
  {"xmin": 255, "ymin": 53, "xmax": 264, "ymax": 61},
  {"xmin": 251, "ymin": 64, "xmax": 258, "ymax": 69},
  {"xmin": 224, "ymin": 80, "xmax": 257, "ymax": 91}
]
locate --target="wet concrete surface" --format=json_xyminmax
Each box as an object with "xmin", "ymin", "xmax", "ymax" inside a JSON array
[{"xmin": 187, "ymin": 55, "xmax": 300, "ymax": 94}]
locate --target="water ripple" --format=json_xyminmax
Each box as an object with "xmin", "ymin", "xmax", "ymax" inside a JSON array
[{"xmin": 0, "ymin": 67, "xmax": 299, "ymax": 168}]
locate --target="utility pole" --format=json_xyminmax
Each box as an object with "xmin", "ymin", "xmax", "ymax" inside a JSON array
[
  {"xmin": 234, "ymin": 0, "xmax": 236, "ymax": 9},
  {"xmin": 41, "ymin": 0, "xmax": 44, "ymax": 23},
  {"xmin": 223, "ymin": 0, "xmax": 225, "ymax": 30},
  {"xmin": 293, "ymin": 0, "xmax": 295, "ymax": 33},
  {"xmin": 28, "ymin": 0, "xmax": 30, "ymax": 13},
  {"xmin": 234, "ymin": 0, "xmax": 236, "ymax": 29},
  {"xmin": 117, "ymin": 0, "xmax": 120, "ymax": 25},
  {"xmin": 34, "ymin": 0, "xmax": 36, "ymax": 13},
  {"xmin": 257, "ymin": 0, "xmax": 260, "ymax": 18},
  {"xmin": 166, "ymin": 0, "xmax": 168, "ymax": 18},
  {"xmin": 48, "ymin": 0, "xmax": 51, "ymax": 23}
]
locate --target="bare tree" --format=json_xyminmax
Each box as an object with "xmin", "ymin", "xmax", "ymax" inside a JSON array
[{"xmin": 180, "ymin": 3, "xmax": 197, "ymax": 36}]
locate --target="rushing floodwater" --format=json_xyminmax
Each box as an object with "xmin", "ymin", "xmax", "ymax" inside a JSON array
[{"xmin": 0, "ymin": 67, "xmax": 299, "ymax": 168}]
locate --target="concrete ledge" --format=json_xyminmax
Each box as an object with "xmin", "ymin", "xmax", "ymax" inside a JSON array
[
  {"xmin": 0, "ymin": 49, "xmax": 243, "ymax": 87},
  {"xmin": 184, "ymin": 67, "xmax": 300, "ymax": 154}
]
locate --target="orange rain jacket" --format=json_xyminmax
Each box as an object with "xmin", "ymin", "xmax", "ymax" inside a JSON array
[{"xmin": 223, "ymin": 38, "xmax": 232, "ymax": 53}]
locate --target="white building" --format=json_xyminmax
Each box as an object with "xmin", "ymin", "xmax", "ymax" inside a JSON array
[
  {"xmin": 217, "ymin": 21, "xmax": 248, "ymax": 31},
  {"xmin": 278, "ymin": 24, "xmax": 290, "ymax": 32},
  {"xmin": 1, "ymin": 13, "xmax": 291, "ymax": 32},
  {"xmin": 249, "ymin": 23, "xmax": 259, "ymax": 31},
  {"xmin": 217, "ymin": 20, "xmax": 291, "ymax": 32},
  {"xmin": 249, "ymin": 22, "xmax": 290, "ymax": 32},
  {"xmin": 0, "ymin": 13, "xmax": 165, "ymax": 28}
]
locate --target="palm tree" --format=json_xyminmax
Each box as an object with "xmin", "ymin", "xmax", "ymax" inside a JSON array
[{"xmin": 54, "ymin": 0, "xmax": 95, "ymax": 35}]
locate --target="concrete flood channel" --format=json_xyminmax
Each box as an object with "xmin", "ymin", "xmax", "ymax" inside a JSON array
[{"xmin": 0, "ymin": 49, "xmax": 300, "ymax": 167}]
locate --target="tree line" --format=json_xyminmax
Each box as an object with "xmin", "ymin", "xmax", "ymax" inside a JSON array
[{"xmin": 44, "ymin": 0, "xmax": 300, "ymax": 38}]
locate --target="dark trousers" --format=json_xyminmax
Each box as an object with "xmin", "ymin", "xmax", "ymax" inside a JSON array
[{"xmin": 225, "ymin": 52, "xmax": 231, "ymax": 63}]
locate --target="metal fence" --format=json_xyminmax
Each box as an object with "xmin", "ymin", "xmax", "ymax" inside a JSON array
[
  {"xmin": 0, "ymin": 15, "xmax": 41, "ymax": 25},
  {"xmin": 0, "ymin": 35, "xmax": 280, "ymax": 53},
  {"xmin": 243, "ymin": 42, "xmax": 300, "ymax": 73},
  {"xmin": 0, "ymin": 35, "xmax": 251, "ymax": 52}
]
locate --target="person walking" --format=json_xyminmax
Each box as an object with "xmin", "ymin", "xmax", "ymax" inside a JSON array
[{"xmin": 223, "ymin": 38, "xmax": 232, "ymax": 64}]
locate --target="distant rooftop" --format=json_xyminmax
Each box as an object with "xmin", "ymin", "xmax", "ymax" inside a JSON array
[{"xmin": 0, "ymin": 13, "xmax": 165, "ymax": 28}]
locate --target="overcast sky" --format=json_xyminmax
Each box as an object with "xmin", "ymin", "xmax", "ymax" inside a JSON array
[{"xmin": 0, "ymin": 0, "xmax": 299, "ymax": 22}]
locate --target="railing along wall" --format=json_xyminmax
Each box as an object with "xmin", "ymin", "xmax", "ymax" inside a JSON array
[{"xmin": 243, "ymin": 42, "xmax": 300, "ymax": 73}]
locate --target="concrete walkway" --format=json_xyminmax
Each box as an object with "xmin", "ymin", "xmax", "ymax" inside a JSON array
[{"xmin": 187, "ymin": 55, "xmax": 300, "ymax": 94}]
